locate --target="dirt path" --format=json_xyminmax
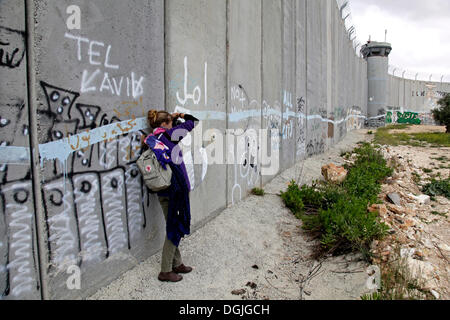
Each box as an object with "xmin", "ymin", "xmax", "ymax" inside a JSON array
[{"xmin": 89, "ymin": 129, "xmax": 375, "ymax": 300}]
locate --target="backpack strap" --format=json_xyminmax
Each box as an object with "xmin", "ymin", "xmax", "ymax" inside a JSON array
[{"xmin": 152, "ymin": 128, "xmax": 173, "ymax": 144}]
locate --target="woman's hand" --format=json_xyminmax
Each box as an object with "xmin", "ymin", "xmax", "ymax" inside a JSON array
[{"xmin": 171, "ymin": 113, "xmax": 185, "ymax": 119}]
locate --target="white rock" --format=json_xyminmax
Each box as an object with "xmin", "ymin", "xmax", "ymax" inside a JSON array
[
  {"xmin": 423, "ymin": 239, "xmax": 434, "ymax": 249},
  {"xmin": 400, "ymin": 248, "xmax": 416, "ymax": 258},
  {"xmin": 408, "ymin": 193, "xmax": 418, "ymax": 200},
  {"xmin": 406, "ymin": 257, "xmax": 435, "ymax": 280},
  {"xmin": 417, "ymin": 195, "xmax": 431, "ymax": 205},
  {"xmin": 430, "ymin": 290, "xmax": 440, "ymax": 300},
  {"xmin": 438, "ymin": 243, "xmax": 450, "ymax": 252},
  {"xmin": 408, "ymin": 194, "xmax": 431, "ymax": 205}
]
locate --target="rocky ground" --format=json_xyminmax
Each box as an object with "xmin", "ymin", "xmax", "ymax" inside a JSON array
[{"xmin": 369, "ymin": 140, "xmax": 449, "ymax": 300}]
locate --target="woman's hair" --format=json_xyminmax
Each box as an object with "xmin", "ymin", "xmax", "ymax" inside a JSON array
[{"xmin": 148, "ymin": 109, "xmax": 171, "ymax": 128}]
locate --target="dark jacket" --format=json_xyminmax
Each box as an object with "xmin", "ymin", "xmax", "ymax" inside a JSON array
[
  {"xmin": 143, "ymin": 114, "xmax": 198, "ymax": 193},
  {"xmin": 144, "ymin": 114, "xmax": 199, "ymax": 247}
]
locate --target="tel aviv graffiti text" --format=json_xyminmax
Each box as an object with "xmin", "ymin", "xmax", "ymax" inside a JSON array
[{"xmin": 64, "ymin": 33, "xmax": 144, "ymax": 98}]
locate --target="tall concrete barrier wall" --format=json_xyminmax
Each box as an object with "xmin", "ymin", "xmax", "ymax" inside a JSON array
[
  {"xmin": 387, "ymin": 75, "xmax": 450, "ymax": 125},
  {"xmin": 1, "ymin": 0, "xmax": 367, "ymax": 300},
  {"xmin": 0, "ymin": 0, "xmax": 41, "ymax": 300}
]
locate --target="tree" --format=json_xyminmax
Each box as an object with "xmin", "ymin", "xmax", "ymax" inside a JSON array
[{"xmin": 432, "ymin": 94, "xmax": 450, "ymax": 133}]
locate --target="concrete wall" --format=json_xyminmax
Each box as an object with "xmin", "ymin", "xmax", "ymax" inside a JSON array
[
  {"xmin": 1, "ymin": 0, "xmax": 369, "ymax": 300},
  {"xmin": 387, "ymin": 75, "xmax": 450, "ymax": 125},
  {"xmin": 0, "ymin": 0, "xmax": 41, "ymax": 300}
]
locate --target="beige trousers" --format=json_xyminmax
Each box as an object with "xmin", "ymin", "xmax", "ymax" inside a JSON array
[{"xmin": 159, "ymin": 197, "xmax": 183, "ymax": 272}]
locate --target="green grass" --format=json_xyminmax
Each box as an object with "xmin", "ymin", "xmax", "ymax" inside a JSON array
[
  {"xmin": 281, "ymin": 143, "xmax": 391, "ymax": 259},
  {"xmin": 251, "ymin": 188, "xmax": 265, "ymax": 196},
  {"xmin": 431, "ymin": 156, "xmax": 449, "ymax": 163},
  {"xmin": 411, "ymin": 132, "xmax": 450, "ymax": 147},
  {"xmin": 374, "ymin": 126, "xmax": 450, "ymax": 147}
]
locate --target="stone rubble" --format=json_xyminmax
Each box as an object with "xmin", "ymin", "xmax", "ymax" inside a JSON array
[
  {"xmin": 370, "ymin": 144, "xmax": 450, "ymax": 300},
  {"xmin": 321, "ymin": 163, "xmax": 348, "ymax": 184}
]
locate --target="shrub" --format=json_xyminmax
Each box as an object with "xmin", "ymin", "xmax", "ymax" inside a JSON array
[
  {"xmin": 280, "ymin": 143, "xmax": 392, "ymax": 259},
  {"xmin": 432, "ymin": 94, "xmax": 450, "ymax": 133},
  {"xmin": 344, "ymin": 166, "xmax": 382, "ymax": 203},
  {"xmin": 280, "ymin": 181, "xmax": 304, "ymax": 218},
  {"xmin": 318, "ymin": 196, "xmax": 388, "ymax": 255},
  {"xmin": 352, "ymin": 143, "xmax": 386, "ymax": 166},
  {"xmin": 344, "ymin": 144, "xmax": 393, "ymax": 202},
  {"xmin": 296, "ymin": 183, "xmax": 327, "ymax": 209},
  {"xmin": 422, "ymin": 178, "xmax": 450, "ymax": 199}
]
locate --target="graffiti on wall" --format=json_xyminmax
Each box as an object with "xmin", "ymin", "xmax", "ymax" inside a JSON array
[
  {"xmin": 346, "ymin": 106, "xmax": 363, "ymax": 131},
  {"xmin": 0, "ymin": 26, "xmax": 26, "ymax": 69},
  {"xmin": 282, "ymin": 91, "xmax": 295, "ymax": 140},
  {"xmin": 39, "ymin": 84, "xmax": 154, "ymax": 269},
  {"xmin": 0, "ymin": 25, "xmax": 160, "ymax": 299},
  {"xmin": 0, "ymin": 2, "xmax": 381, "ymax": 299},
  {"xmin": 38, "ymin": 78, "xmax": 156, "ymax": 263},
  {"xmin": 229, "ymin": 85, "xmax": 261, "ymax": 205},
  {"xmin": 411, "ymin": 84, "xmax": 448, "ymax": 111},
  {"xmin": 386, "ymin": 111, "xmax": 421, "ymax": 125},
  {"xmin": 0, "ymin": 24, "xmax": 42, "ymax": 299},
  {"xmin": 64, "ymin": 33, "xmax": 145, "ymax": 99},
  {"xmin": 172, "ymin": 56, "xmax": 209, "ymax": 190},
  {"xmin": 296, "ymin": 97, "xmax": 306, "ymax": 157}
]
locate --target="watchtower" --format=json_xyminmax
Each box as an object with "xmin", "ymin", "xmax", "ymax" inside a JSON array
[{"xmin": 361, "ymin": 41, "xmax": 392, "ymax": 122}]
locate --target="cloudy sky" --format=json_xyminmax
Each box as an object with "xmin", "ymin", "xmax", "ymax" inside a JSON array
[{"xmin": 349, "ymin": 0, "xmax": 450, "ymax": 82}]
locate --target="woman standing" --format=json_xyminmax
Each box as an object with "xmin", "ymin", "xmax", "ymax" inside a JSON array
[{"xmin": 143, "ymin": 110, "xmax": 199, "ymax": 282}]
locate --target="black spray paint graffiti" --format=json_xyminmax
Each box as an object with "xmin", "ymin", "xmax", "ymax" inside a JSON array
[
  {"xmin": 1, "ymin": 81, "xmax": 155, "ymax": 299},
  {"xmin": 0, "ymin": 42, "xmax": 40, "ymax": 299},
  {"xmin": 1, "ymin": 89, "xmax": 37, "ymax": 300},
  {"xmin": 0, "ymin": 26, "xmax": 26, "ymax": 69},
  {"xmin": 296, "ymin": 97, "xmax": 306, "ymax": 157},
  {"xmin": 36, "ymin": 82, "xmax": 155, "ymax": 272},
  {"xmin": 40, "ymin": 82, "xmax": 80, "ymax": 122},
  {"xmin": 1, "ymin": 181, "xmax": 40, "ymax": 299},
  {"xmin": 306, "ymin": 138, "xmax": 325, "ymax": 157}
]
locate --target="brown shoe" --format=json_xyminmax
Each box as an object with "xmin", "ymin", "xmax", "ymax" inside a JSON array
[
  {"xmin": 172, "ymin": 264, "xmax": 193, "ymax": 274},
  {"xmin": 158, "ymin": 271, "xmax": 183, "ymax": 282}
]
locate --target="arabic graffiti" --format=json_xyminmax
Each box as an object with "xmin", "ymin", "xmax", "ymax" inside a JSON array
[{"xmin": 176, "ymin": 56, "xmax": 207, "ymax": 108}]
